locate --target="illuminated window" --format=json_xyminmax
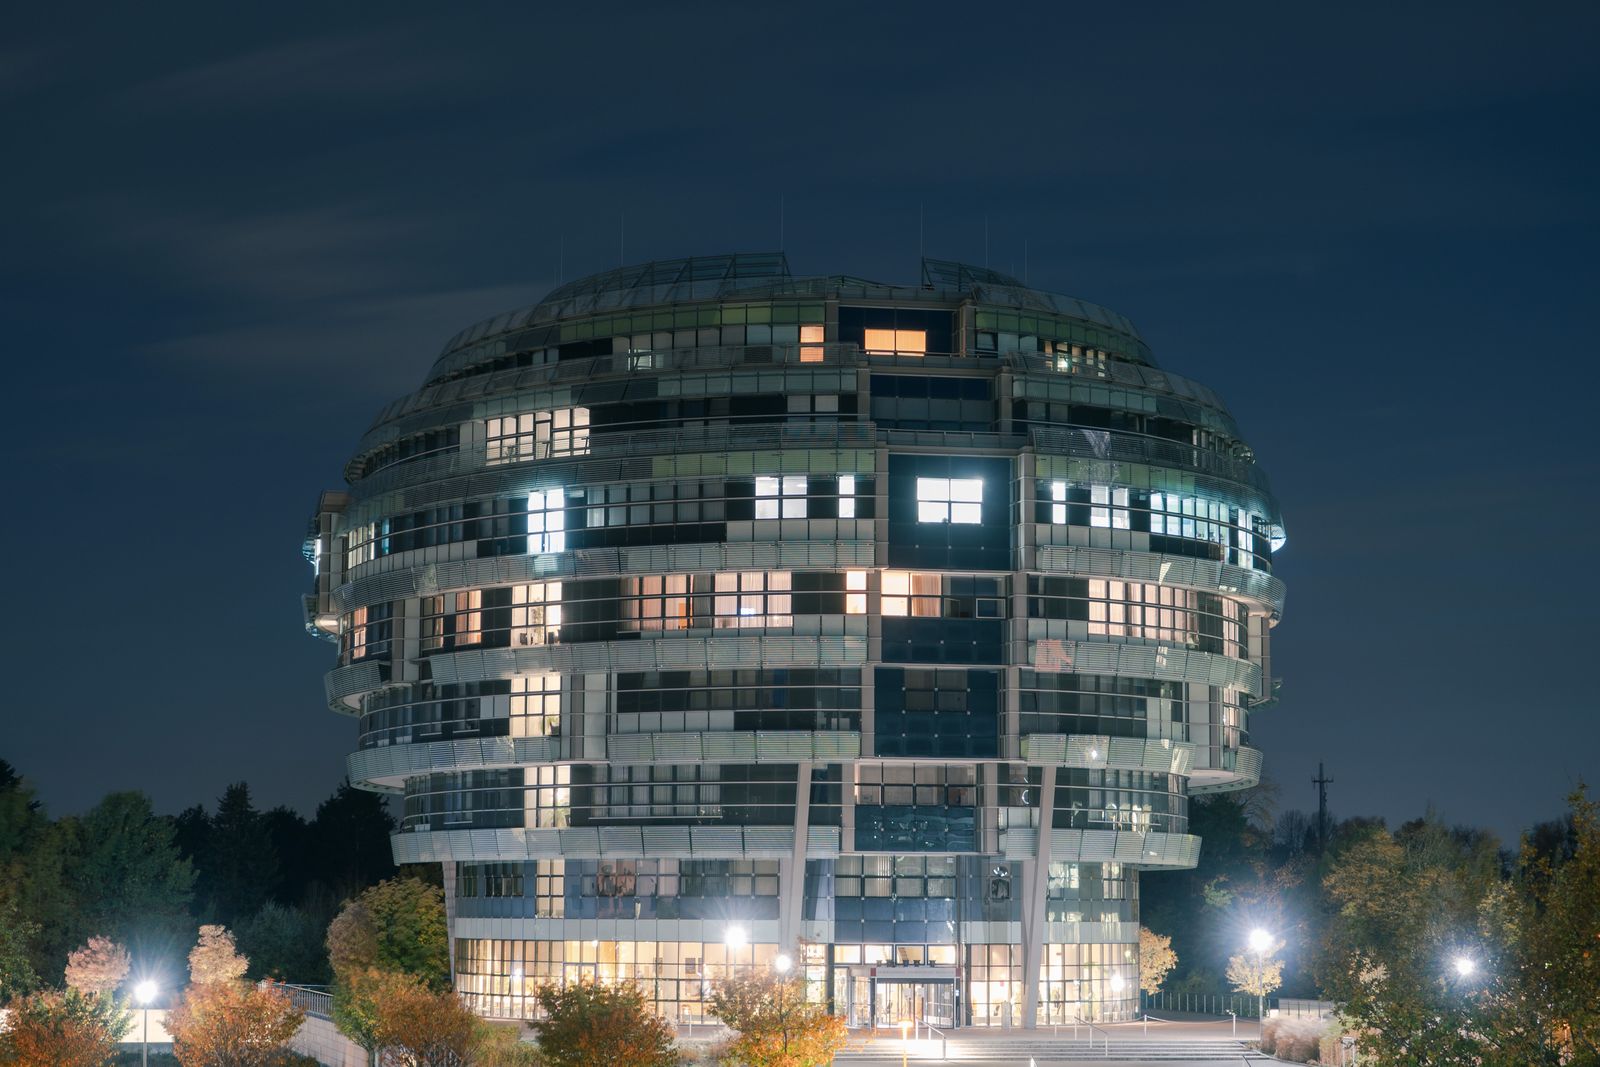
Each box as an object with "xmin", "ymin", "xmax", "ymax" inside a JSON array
[
  {"xmin": 346, "ymin": 521, "xmax": 378, "ymax": 570},
  {"xmin": 755, "ymin": 475, "xmax": 808, "ymax": 519},
  {"xmin": 528, "ymin": 489, "xmax": 566, "ymax": 553},
  {"xmin": 839, "ymin": 474, "xmax": 857, "ymax": 518},
  {"xmin": 881, "ymin": 571, "xmax": 942, "ymax": 617},
  {"xmin": 800, "ymin": 324, "xmax": 825, "ymax": 363},
  {"xmin": 341, "ymin": 603, "xmax": 393, "ymax": 663},
  {"xmin": 421, "ymin": 590, "xmax": 483, "ymax": 651},
  {"xmin": 1049, "ymin": 480, "xmax": 1068, "ymax": 524},
  {"xmin": 713, "ymin": 571, "xmax": 791, "ymax": 628},
  {"xmin": 863, "ymin": 328, "xmax": 927, "ymax": 356},
  {"xmin": 1149, "ymin": 492, "xmax": 1230, "ymax": 545},
  {"xmin": 510, "ymin": 582, "xmax": 562, "ymax": 646},
  {"xmin": 846, "ymin": 570, "xmax": 868, "ymax": 615},
  {"xmin": 883, "ymin": 572, "xmax": 1005, "ymax": 619},
  {"xmin": 1089, "ymin": 486, "xmax": 1129, "ymax": 529},
  {"xmin": 621, "ymin": 575, "xmax": 693, "ymax": 632},
  {"xmin": 525, "ymin": 765, "xmax": 570, "ymax": 828},
  {"xmin": 487, "ymin": 408, "xmax": 590, "ymax": 464},
  {"xmin": 511, "ymin": 673, "xmax": 561, "ymax": 737},
  {"xmin": 916, "ymin": 477, "xmax": 983, "ymax": 523}
]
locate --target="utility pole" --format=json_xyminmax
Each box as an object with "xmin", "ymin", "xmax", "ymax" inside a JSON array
[{"xmin": 1313, "ymin": 762, "xmax": 1334, "ymax": 853}]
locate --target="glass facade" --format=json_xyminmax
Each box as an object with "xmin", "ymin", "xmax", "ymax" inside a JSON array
[{"xmin": 304, "ymin": 253, "xmax": 1286, "ymax": 1027}]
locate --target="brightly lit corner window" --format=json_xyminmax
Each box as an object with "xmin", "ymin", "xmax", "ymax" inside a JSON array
[
  {"xmin": 487, "ymin": 408, "xmax": 591, "ymax": 464},
  {"xmin": 620, "ymin": 575, "xmax": 693, "ymax": 632},
  {"xmin": 917, "ymin": 477, "xmax": 983, "ymax": 523},
  {"xmin": 755, "ymin": 475, "xmax": 808, "ymax": 519},
  {"xmin": 713, "ymin": 571, "xmax": 792, "ymax": 628},
  {"xmin": 525, "ymin": 765, "xmax": 571, "ymax": 828},
  {"xmin": 799, "ymin": 324, "xmax": 826, "ymax": 363},
  {"xmin": 1090, "ymin": 485, "xmax": 1130, "ymax": 529},
  {"xmin": 527, "ymin": 489, "xmax": 566, "ymax": 553},
  {"xmin": 863, "ymin": 328, "xmax": 927, "ymax": 357},
  {"xmin": 510, "ymin": 582, "xmax": 562, "ymax": 646}
]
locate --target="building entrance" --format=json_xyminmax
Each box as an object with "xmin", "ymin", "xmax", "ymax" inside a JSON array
[{"xmin": 837, "ymin": 968, "xmax": 958, "ymax": 1029}]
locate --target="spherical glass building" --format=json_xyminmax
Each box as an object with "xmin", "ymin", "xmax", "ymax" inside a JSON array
[{"xmin": 302, "ymin": 253, "xmax": 1285, "ymax": 1028}]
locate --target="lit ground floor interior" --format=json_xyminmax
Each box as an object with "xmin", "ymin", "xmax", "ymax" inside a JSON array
[{"xmin": 444, "ymin": 851, "xmax": 1162, "ymax": 1028}]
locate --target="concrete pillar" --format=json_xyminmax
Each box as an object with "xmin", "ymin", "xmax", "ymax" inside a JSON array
[
  {"xmin": 441, "ymin": 860, "xmax": 458, "ymax": 981},
  {"xmin": 1020, "ymin": 764, "xmax": 1056, "ymax": 1029},
  {"xmin": 778, "ymin": 759, "xmax": 814, "ymax": 950}
]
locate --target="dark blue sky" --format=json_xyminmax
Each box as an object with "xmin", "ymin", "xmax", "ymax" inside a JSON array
[{"xmin": 4, "ymin": 2, "xmax": 1596, "ymax": 845}]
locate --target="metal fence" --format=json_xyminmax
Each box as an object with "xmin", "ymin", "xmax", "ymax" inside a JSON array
[{"xmin": 1139, "ymin": 992, "xmax": 1338, "ymax": 1019}]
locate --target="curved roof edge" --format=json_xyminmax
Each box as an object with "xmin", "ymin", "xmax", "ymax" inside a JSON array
[{"xmin": 432, "ymin": 252, "xmax": 1148, "ymax": 365}]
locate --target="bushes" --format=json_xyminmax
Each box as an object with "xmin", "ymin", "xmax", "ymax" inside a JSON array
[{"xmin": 1259, "ymin": 1016, "xmax": 1337, "ymax": 1063}]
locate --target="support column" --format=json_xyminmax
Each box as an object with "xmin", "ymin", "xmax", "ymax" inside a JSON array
[
  {"xmin": 441, "ymin": 859, "xmax": 459, "ymax": 980},
  {"xmin": 778, "ymin": 759, "xmax": 814, "ymax": 950},
  {"xmin": 1020, "ymin": 764, "xmax": 1056, "ymax": 1029}
]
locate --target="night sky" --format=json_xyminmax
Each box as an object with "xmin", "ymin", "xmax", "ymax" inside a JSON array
[{"xmin": 5, "ymin": 3, "xmax": 1597, "ymax": 847}]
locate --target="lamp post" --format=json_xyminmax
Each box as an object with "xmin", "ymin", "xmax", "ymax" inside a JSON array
[
  {"xmin": 133, "ymin": 980, "xmax": 157, "ymax": 1067},
  {"xmin": 1109, "ymin": 973, "xmax": 1126, "ymax": 1020},
  {"xmin": 1247, "ymin": 929, "xmax": 1272, "ymax": 1028},
  {"xmin": 1452, "ymin": 955, "xmax": 1476, "ymax": 980}
]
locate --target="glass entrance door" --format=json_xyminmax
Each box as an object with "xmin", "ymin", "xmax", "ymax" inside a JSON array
[{"xmin": 873, "ymin": 981, "xmax": 956, "ymax": 1030}]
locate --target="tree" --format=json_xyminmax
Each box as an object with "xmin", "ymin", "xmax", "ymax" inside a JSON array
[
  {"xmin": 707, "ymin": 968, "xmax": 847, "ymax": 1067},
  {"xmin": 63, "ymin": 937, "xmax": 130, "ymax": 997},
  {"xmin": 58, "ymin": 792, "xmax": 195, "ymax": 962},
  {"xmin": 204, "ymin": 784, "xmax": 281, "ymax": 926},
  {"xmin": 189, "ymin": 925, "xmax": 249, "ymax": 987},
  {"xmin": 166, "ymin": 979, "xmax": 305, "ymax": 1067},
  {"xmin": 236, "ymin": 902, "xmax": 331, "ymax": 984},
  {"xmin": 326, "ymin": 878, "xmax": 449, "ymax": 990},
  {"xmin": 367, "ymin": 973, "xmax": 480, "ymax": 1067},
  {"xmin": 0, "ymin": 987, "xmax": 131, "ymax": 1067},
  {"xmin": 0, "ymin": 896, "xmax": 40, "ymax": 1003},
  {"xmin": 1138, "ymin": 927, "xmax": 1178, "ymax": 996},
  {"xmin": 1226, "ymin": 948, "xmax": 1285, "ymax": 1003},
  {"xmin": 308, "ymin": 783, "xmax": 396, "ymax": 899},
  {"xmin": 331, "ymin": 968, "xmax": 421, "ymax": 1055},
  {"xmin": 530, "ymin": 980, "xmax": 677, "ymax": 1067}
]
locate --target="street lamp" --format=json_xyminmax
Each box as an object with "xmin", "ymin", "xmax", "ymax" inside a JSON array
[
  {"xmin": 774, "ymin": 953, "xmax": 794, "ymax": 974},
  {"xmin": 134, "ymin": 981, "xmax": 158, "ymax": 1067},
  {"xmin": 1452, "ymin": 955, "xmax": 1477, "ymax": 979},
  {"xmin": 1247, "ymin": 929, "xmax": 1272, "ymax": 1026}
]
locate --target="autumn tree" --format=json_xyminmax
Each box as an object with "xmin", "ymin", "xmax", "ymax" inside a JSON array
[
  {"xmin": 166, "ymin": 979, "xmax": 306, "ymax": 1067},
  {"xmin": 63, "ymin": 937, "xmax": 131, "ymax": 997},
  {"xmin": 189, "ymin": 924, "xmax": 249, "ymax": 986},
  {"xmin": 1138, "ymin": 927, "xmax": 1178, "ymax": 996},
  {"xmin": 530, "ymin": 980, "xmax": 677, "ymax": 1067},
  {"xmin": 1225, "ymin": 945, "xmax": 1285, "ymax": 1011},
  {"xmin": 367, "ymin": 973, "xmax": 480, "ymax": 1067},
  {"xmin": 327, "ymin": 878, "xmax": 449, "ymax": 989},
  {"xmin": 0, "ymin": 987, "xmax": 130, "ymax": 1067},
  {"xmin": 708, "ymin": 967, "xmax": 847, "ymax": 1067}
]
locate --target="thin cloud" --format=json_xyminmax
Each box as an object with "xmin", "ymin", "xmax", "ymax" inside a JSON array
[{"xmin": 122, "ymin": 24, "xmax": 482, "ymax": 110}]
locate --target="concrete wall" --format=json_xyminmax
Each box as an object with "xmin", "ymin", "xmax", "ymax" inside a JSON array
[{"xmin": 287, "ymin": 1014, "xmax": 370, "ymax": 1067}]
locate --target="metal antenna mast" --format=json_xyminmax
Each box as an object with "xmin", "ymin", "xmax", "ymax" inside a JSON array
[{"xmin": 1313, "ymin": 762, "xmax": 1334, "ymax": 853}]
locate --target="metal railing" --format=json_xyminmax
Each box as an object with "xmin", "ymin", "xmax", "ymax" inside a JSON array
[
  {"xmin": 1071, "ymin": 1015, "xmax": 1110, "ymax": 1053},
  {"xmin": 279, "ymin": 984, "xmax": 332, "ymax": 1019}
]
